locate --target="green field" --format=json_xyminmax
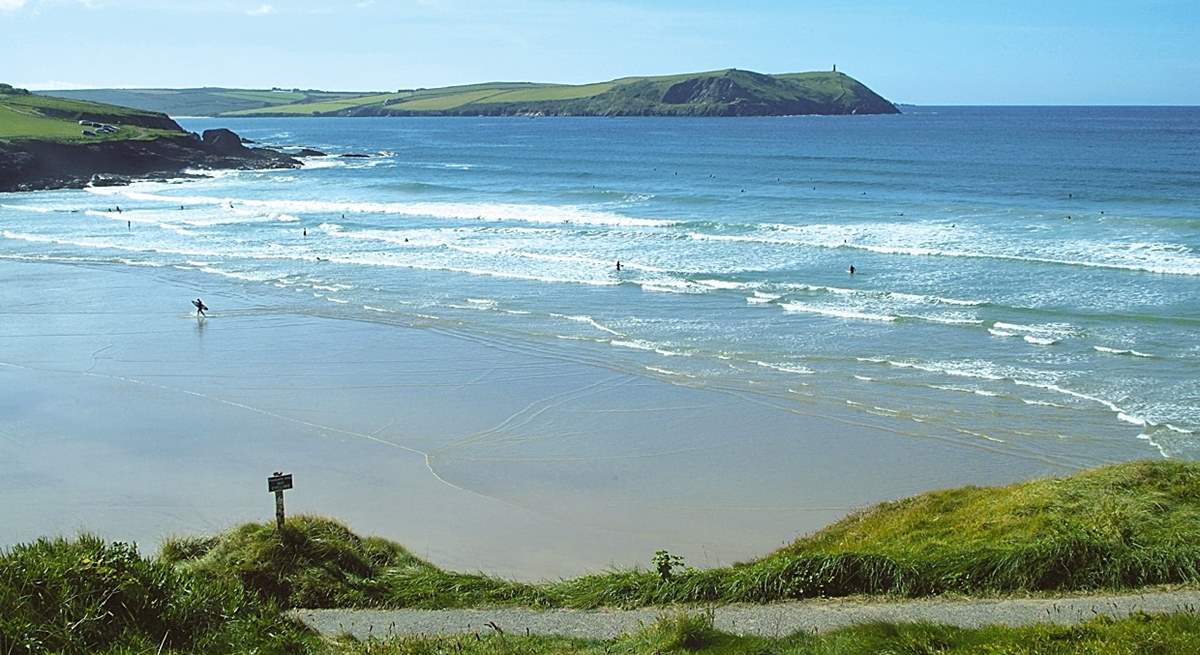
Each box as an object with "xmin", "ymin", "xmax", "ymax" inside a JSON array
[
  {"xmin": 231, "ymin": 91, "xmax": 413, "ymax": 115},
  {"xmin": 0, "ymin": 87, "xmax": 183, "ymax": 142},
  {"xmin": 44, "ymin": 86, "xmax": 369, "ymax": 117},
  {"xmin": 42, "ymin": 68, "xmax": 898, "ymax": 118}
]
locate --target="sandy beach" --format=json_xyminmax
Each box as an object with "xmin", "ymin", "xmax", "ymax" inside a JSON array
[{"xmin": 0, "ymin": 257, "xmax": 1090, "ymax": 579}]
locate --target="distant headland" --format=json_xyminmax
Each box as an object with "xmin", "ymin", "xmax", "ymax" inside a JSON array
[{"xmin": 43, "ymin": 68, "xmax": 900, "ymax": 118}]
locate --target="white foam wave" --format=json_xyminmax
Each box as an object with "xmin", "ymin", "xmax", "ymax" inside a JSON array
[
  {"xmin": 610, "ymin": 339, "xmax": 657, "ymax": 353},
  {"xmin": 1023, "ymin": 335, "xmax": 1059, "ymax": 346},
  {"xmin": 696, "ymin": 278, "xmax": 757, "ymax": 290},
  {"xmin": 644, "ymin": 365, "xmax": 695, "ymax": 378},
  {"xmin": 779, "ymin": 302, "xmax": 897, "ymax": 322},
  {"xmin": 1094, "ymin": 346, "xmax": 1155, "ymax": 358},
  {"xmin": 901, "ymin": 314, "xmax": 984, "ymax": 326},
  {"xmin": 929, "ymin": 384, "xmax": 1001, "ymax": 397},
  {"xmin": 89, "ymin": 188, "xmax": 673, "ymax": 228},
  {"xmin": 751, "ymin": 360, "xmax": 814, "ymax": 375},
  {"xmin": 550, "ymin": 313, "xmax": 622, "ymax": 336}
]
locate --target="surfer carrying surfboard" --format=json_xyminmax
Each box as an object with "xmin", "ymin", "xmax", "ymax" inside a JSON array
[{"xmin": 192, "ymin": 298, "xmax": 208, "ymax": 317}]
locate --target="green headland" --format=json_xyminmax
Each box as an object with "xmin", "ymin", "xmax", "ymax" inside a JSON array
[
  {"xmin": 0, "ymin": 84, "xmax": 298, "ymax": 192},
  {"xmin": 0, "ymin": 83, "xmax": 183, "ymax": 142},
  {"xmin": 5, "ymin": 460, "xmax": 1200, "ymax": 653},
  {"xmin": 42, "ymin": 69, "xmax": 900, "ymax": 118}
]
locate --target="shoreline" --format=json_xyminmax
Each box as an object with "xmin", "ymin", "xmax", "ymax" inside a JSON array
[
  {"xmin": 0, "ymin": 257, "xmax": 1091, "ymax": 579},
  {"xmin": 0, "ymin": 129, "xmax": 299, "ymax": 193}
]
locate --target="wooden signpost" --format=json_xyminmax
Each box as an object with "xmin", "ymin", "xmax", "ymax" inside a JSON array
[{"xmin": 267, "ymin": 472, "xmax": 293, "ymax": 529}]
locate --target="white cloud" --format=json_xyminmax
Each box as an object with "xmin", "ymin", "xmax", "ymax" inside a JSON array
[
  {"xmin": 0, "ymin": 0, "xmax": 27, "ymax": 12},
  {"xmin": 245, "ymin": 3, "xmax": 273, "ymax": 16}
]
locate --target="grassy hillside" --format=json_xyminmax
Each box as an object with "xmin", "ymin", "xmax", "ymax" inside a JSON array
[
  {"xmin": 43, "ymin": 86, "xmax": 369, "ymax": 117},
  {"xmin": 0, "ymin": 84, "xmax": 183, "ymax": 142},
  {"xmin": 43, "ymin": 69, "xmax": 898, "ymax": 118},
  {"xmin": 159, "ymin": 460, "xmax": 1200, "ymax": 610},
  {"xmin": 6, "ymin": 460, "xmax": 1200, "ymax": 653},
  {"xmin": 233, "ymin": 69, "xmax": 897, "ymax": 117}
]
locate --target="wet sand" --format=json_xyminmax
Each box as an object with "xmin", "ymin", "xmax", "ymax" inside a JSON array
[{"xmin": 0, "ymin": 259, "xmax": 1071, "ymax": 579}]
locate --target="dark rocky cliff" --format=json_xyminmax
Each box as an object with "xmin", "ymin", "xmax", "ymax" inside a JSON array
[{"xmin": 0, "ymin": 129, "xmax": 299, "ymax": 192}]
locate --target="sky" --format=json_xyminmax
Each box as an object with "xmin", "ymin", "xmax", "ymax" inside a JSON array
[{"xmin": 2, "ymin": 0, "xmax": 1197, "ymax": 104}]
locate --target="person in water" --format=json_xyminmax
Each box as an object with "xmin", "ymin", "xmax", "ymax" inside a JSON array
[
  {"xmin": 193, "ymin": 298, "xmax": 207, "ymax": 317},
  {"xmin": 616, "ymin": 260, "xmax": 622, "ymax": 271},
  {"xmin": 849, "ymin": 265, "xmax": 856, "ymax": 275}
]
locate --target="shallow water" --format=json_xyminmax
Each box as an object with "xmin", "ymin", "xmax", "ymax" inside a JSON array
[{"xmin": 4, "ymin": 108, "xmax": 1196, "ymax": 463}]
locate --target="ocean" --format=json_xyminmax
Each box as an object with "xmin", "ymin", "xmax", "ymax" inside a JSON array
[{"xmin": 2, "ymin": 106, "xmax": 1197, "ymax": 475}]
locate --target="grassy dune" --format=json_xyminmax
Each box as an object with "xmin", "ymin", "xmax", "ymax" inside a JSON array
[
  {"xmin": 5, "ymin": 460, "xmax": 1200, "ymax": 653},
  {"xmin": 159, "ymin": 460, "xmax": 1200, "ymax": 610}
]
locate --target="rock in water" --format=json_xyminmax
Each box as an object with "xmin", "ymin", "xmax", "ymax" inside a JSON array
[{"xmin": 200, "ymin": 128, "xmax": 248, "ymax": 154}]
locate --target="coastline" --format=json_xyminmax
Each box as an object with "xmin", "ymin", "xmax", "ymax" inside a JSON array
[
  {"xmin": 0, "ymin": 129, "xmax": 299, "ymax": 193},
  {"xmin": 0, "ymin": 257, "xmax": 1086, "ymax": 579}
]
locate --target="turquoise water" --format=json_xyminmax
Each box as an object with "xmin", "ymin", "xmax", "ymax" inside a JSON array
[{"xmin": 3, "ymin": 108, "xmax": 1198, "ymax": 467}]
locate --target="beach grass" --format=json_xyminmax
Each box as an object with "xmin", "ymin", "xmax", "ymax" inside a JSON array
[
  {"xmin": 8, "ymin": 460, "xmax": 1200, "ymax": 653},
  {"xmin": 6, "ymin": 536, "xmax": 1200, "ymax": 654},
  {"xmin": 0, "ymin": 533, "xmax": 314, "ymax": 655},
  {"xmin": 159, "ymin": 460, "xmax": 1200, "ymax": 610}
]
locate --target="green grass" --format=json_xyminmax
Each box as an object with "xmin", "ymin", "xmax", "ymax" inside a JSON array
[
  {"xmin": 0, "ymin": 92, "xmax": 183, "ymax": 142},
  {"xmin": 0, "ymin": 534, "xmax": 316, "ymax": 655},
  {"xmin": 228, "ymin": 92, "xmax": 413, "ymax": 116},
  {"xmin": 385, "ymin": 89, "xmax": 514, "ymax": 111},
  {"xmin": 160, "ymin": 461, "xmax": 1200, "ymax": 611},
  {"xmin": 42, "ymin": 87, "xmax": 370, "ymax": 116},
  {"xmin": 483, "ymin": 82, "xmax": 619, "ymax": 103},
  {"xmin": 9, "ymin": 462, "xmax": 1200, "ymax": 653}
]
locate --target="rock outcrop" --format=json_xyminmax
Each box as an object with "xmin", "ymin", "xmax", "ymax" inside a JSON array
[{"xmin": 0, "ymin": 131, "xmax": 300, "ymax": 192}]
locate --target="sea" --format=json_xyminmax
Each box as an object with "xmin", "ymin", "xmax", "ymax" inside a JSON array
[{"xmin": 3, "ymin": 106, "xmax": 1198, "ymax": 470}]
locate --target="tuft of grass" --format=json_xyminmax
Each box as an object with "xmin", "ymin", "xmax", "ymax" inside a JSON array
[
  {"xmin": 0, "ymin": 534, "xmax": 317, "ymax": 655},
  {"xmin": 166, "ymin": 515, "xmax": 551, "ymax": 609}
]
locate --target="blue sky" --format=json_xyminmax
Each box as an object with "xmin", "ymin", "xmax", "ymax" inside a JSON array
[{"xmin": 3, "ymin": 0, "xmax": 1197, "ymax": 104}]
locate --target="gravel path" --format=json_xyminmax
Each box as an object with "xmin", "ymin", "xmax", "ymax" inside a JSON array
[{"xmin": 293, "ymin": 590, "xmax": 1200, "ymax": 640}]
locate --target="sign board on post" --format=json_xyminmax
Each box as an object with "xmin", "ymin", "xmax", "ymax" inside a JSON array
[
  {"xmin": 268, "ymin": 473, "xmax": 293, "ymax": 492},
  {"xmin": 267, "ymin": 472, "xmax": 292, "ymax": 529}
]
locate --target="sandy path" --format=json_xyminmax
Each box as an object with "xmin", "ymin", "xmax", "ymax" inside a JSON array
[{"xmin": 293, "ymin": 590, "xmax": 1200, "ymax": 639}]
